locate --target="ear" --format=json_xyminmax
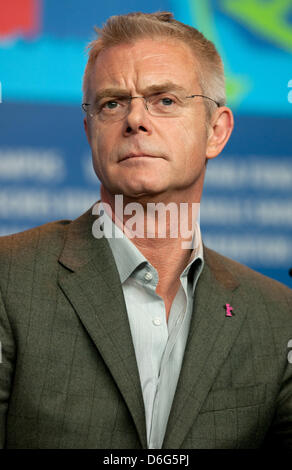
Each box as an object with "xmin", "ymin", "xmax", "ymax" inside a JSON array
[
  {"xmin": 206, "ymin": 106, "xmax": 234, "ymax": 159},
  {"xmin": 83, "ymin": 116, "xmax": 91, "ymax": 144}
]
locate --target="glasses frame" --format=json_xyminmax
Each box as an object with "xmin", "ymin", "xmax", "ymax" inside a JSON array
[{"xmin": 82, "ymin": 93, "xmax": 221, "ymax": 120}]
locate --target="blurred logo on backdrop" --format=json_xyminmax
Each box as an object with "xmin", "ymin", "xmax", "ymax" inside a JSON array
[
  {"xmin": 0, "ymin": 0, "xmax": 291, "ymax": 111},
  {"xmin": 0, "ymin": 0, "xmax": 291, "ymax": 286},
  {"xmin": 173, "ymin": 0, "xmax": 292, "ymax": 114},
  {"xmin": 0, "ymin": 0, "xmax": 41, "ymax": 38}
]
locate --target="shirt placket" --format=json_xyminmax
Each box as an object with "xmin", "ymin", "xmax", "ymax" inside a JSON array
[
  {"xmin": 148, "ymin": 275, "xmax": 189, "ymax": 448},
  {"xmin": 135, "ymin": 265, "xmax": 169, "ymax": 445}
]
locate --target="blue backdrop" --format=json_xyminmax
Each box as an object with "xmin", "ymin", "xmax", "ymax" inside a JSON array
[{"xmin": 0, "ymin": 0, "xmax": 291, "ymax": 287}]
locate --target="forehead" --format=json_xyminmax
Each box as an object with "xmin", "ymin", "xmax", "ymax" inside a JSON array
[{"xmin": 89, "ymin": 38, "xmax": 200, "ymax": 93}]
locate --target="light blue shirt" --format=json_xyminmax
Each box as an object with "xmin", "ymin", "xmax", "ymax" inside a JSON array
[{"xmin": 98, "ymin": 202, "xmax": 204, "ymax": 448}]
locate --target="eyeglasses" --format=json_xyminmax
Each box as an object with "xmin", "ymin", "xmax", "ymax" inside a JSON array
[{"xmin": 82, "ymin": 92, "xmax": 221, "ymax": 122}]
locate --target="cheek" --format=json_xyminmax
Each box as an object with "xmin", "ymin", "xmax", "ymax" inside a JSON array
[
  {"xmin": 168, "ymin": 119, "xmax": 199, "ymax": 156},
  {"xmin": 172, "ymin": 119, "xmax": 207, "ymax": 175},
  {"xmin": 95, "ymin": 125, "xmax": 119, "ymax": 157},
  {"xmin": 183, "ymin": 117, "xmax": 207, "ymax": 149},
  {"xmin": 87, "ymin": 126, "xmax": 106, "ymax": 176},
  {"xmin": 91, "ymin": 129, "xmax": 110, "ymax": 163}
]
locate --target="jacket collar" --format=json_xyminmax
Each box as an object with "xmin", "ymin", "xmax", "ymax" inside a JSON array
[{"xmin": 58, "ymin": 206, "xmax": 245, "ymax": 449}]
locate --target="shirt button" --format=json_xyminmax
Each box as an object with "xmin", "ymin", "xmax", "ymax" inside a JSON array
[
  {"xmin": 153, "ymin": 317, "xmax": 162, "ymax": 326},
  {"xmin": 144, "ymin": 272, "xmax": 153, "ymax": 281}
]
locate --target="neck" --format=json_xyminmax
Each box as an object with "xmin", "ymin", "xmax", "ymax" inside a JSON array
[
  {"xmin": 102, "ymin": 187, "xmax": 200, "ymax": 278},
  {"xmin": 100, "ymin": 187, "xmax": 202, "ymax": 321},
  {"xmin": 100, "ymin": 187, "xmax": 201, "ymax": 251}
]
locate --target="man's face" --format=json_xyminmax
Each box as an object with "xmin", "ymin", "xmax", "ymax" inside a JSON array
[{"xmin": 84, "ymin": 38, "xmax": 213, "ymax": 202}]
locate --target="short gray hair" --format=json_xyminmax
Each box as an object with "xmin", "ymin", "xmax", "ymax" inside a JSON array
[{"xmin": 83, "ymin": 11, "xmax": 226, "ymax": 119}]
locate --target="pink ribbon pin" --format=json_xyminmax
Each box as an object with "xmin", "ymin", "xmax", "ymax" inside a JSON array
[{"xmin": 225, "ymin": 303, "xmax": 233, "ymax": 317}]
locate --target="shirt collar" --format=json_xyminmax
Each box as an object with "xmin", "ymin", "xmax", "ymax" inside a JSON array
[{"xmin": 98, "ymin": 201, "xmax": 204, "ymax": 292}]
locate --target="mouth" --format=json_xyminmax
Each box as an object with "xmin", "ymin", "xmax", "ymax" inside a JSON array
[{"xmin": 119, "ymin": 154, "xmax": 159, "ymax": 162}]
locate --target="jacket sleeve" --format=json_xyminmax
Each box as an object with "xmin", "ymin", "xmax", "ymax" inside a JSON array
[
  {"xmin": 261, "ymin": 325, "xmax": 292, "ymax": 450},
  {"xmin": 265, "ymin": 361, "xmax": 292, "ymax": 449},
  {"xmin": 0, "ymin": 287, "xmax": 16, "ymax": 448}
]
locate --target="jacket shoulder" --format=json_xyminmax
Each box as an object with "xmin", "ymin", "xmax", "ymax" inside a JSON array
[
  {"xmin": 204, "ymin": 245, "xmax": 292, "ymax": 302},
  {"xmin": 0, "ymin": 219, "xmax": 71, "ymax": 253},
  {"xmin": 0, "ymin": 220, "xmax": 72, "ymax": 287}
]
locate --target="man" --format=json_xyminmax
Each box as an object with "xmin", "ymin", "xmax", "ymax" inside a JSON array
[{"xmin": 0, "ymin": 11, "xmax": 291, "ymax": 449}]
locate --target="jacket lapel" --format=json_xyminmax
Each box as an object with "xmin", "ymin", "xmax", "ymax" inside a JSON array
[
  {"xmin": 58, "ymin": 207, "xmax": 147, "ymax": 448},
  {"xmin": 163, "ymin": 247, "xmax": 249, "ymax": 448},
  {"xmin": 57, "ymin": 207, "xmax": 248, "ymax": 449}
]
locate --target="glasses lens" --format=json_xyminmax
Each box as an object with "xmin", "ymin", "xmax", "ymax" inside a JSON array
[
  {"xmin": 97, "ymin": 98, "xmax": 129, "ymax": 122},
  {"xmin": 88, "ymin": 93, "xmax": 186, "ymax": 122},
  {"xmin": 148, "ymin": 93, "xmax": 182, "ymax": 116}
]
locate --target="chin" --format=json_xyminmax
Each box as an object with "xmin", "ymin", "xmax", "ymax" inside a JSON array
[
  {"xmin": 122, "ymin": 180, "xmax": 168, "ymax": 198},
  {"xmin": 110, "ymin": 173, "xmax": 163, "ymax": 193}
]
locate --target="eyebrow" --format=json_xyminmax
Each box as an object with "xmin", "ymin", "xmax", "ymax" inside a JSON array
[{"xmin": 93, "ymin": 82, "xmax": 188, "ymax": 102}]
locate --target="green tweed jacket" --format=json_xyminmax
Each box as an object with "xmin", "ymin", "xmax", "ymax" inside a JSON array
[{"xmin": 0, "ymin": 207, "xmax": 291, "ymax": 449}]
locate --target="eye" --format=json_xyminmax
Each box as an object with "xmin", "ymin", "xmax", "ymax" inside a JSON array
[
  {"xmin": 149, "ymin": 93, "xmax": 180, "ymax": 114},
  {"xmin": 99, "ymin": 98, "xmax": 129, "ymax": 113},
  {"xmin": 150, "ymin": 93, "xmax": 179, "ymax": 108},
  {"xmin": 103, "ymin": 100, "xmax": 119, "ymax": 110},
  {"xmin": 160, "ymin": 96, "xmax": 175, "ymax": 106}
]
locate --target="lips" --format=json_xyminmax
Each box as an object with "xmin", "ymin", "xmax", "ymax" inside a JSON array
[{"xmin": 120, "ymin": 153, "xmax": 157, "ymax": 162}]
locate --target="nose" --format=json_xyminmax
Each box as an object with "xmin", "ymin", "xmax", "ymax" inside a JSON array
[{"xmin": 123, "ymin": 96, "xmax": 152, "ymax": 136}]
